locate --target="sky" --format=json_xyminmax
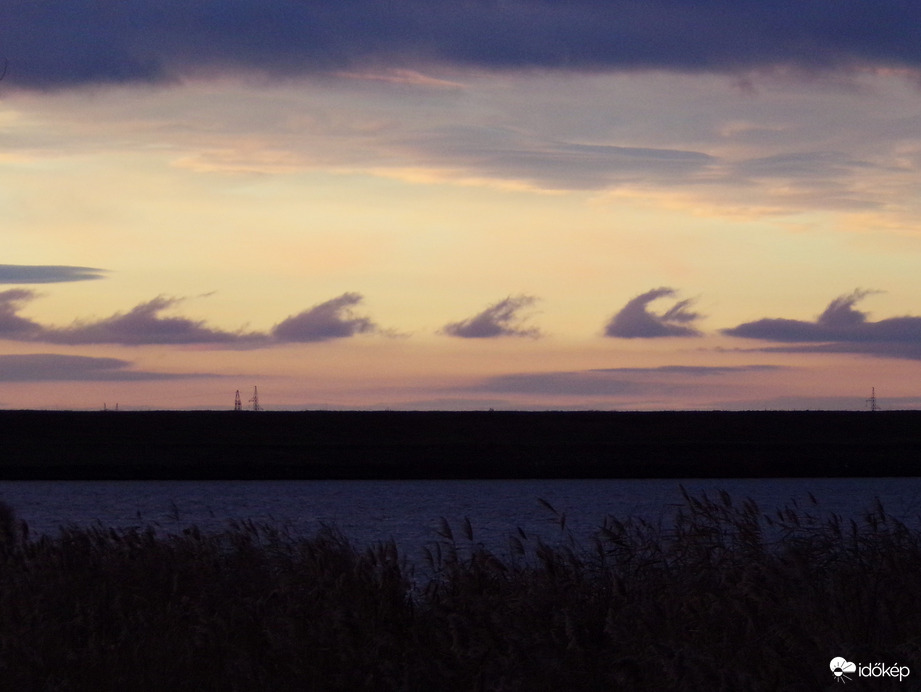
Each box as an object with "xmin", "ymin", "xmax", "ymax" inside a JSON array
[{"xmin": 3, "ymin": 1, "xmax": 921, "ymax": 410}]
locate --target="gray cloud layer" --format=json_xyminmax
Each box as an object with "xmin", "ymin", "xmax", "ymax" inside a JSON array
[
  {"xmin": 0, "ymin": 265, "xmax": 106, "ymax": 284},
  {"xmin": 604, "ymin": 287, "xmax": 702, "ymax": 338},
  {"xmin": 724, "ymin": 289, "xmax": 921, "ymax": 360},
  {"xmin": 3, "ymin": 1, "xmax": 921, "ymax": 90},
  {"xmin": 442, "ymin": 295, "xmax": 541, "ymax": 339}
]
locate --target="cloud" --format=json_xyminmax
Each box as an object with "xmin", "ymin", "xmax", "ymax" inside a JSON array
[
  {"xmin": 0, "ymin": 264, "xmax": 107, "ymax": 284},
  {"xmin": 754, "ymin": 342, "xmax": 921, "ymax": 360},
  {"xmin": 43, "ymin": 295, "xmax": 265, "ymax": 346},
  {"xmin": 723, "ymin": 289, "xmax": 921, "ymax": 360},
  {"xmin": 0, "ymin": 354, "xmax": 204, "ymax": 382},
  {"xmin": 592, "ymin": 365, "xmax": 781, "ymax": 376},
  {"xmin": 0, "ymin": 290, "xmax": 388, "ymax": 346},
  {"xmin": 0, "ymin": 292, "xmax": 263, "ymax": 346},
  {"xmin": 442, "ymin": 295, "xmax": 541, "ymax": 339},
  {"xmin": 472, "ymin": 365, "xmax": 779, "ymax": 398},
  {"xmin": 271, "ymin": 292, "xmax": 379, "ymax": 342},
  {"xmin": 0, "ymin": 289, "xmax": 45, "ymax": 339},
  {"xmin": 5, "ymin": 2, "xmax": 921, "ymax": 90},
  {"xmin": 704, "ymin": 394, "xmax": 902, "ymax": 411},
  {"xmin": 604, "ymin": 288, "xmax": 702, "ymax": 338},
  {"xmin": 476, "ymin": 371, "xmax": 644, "ymax": 397},
  {"xmin": 725, "ymin": 289, "xmax": 886, "ymax": 341},
  {"xmin": 393, "ymin": 127, "xmax": 715, "ymax": 191}
]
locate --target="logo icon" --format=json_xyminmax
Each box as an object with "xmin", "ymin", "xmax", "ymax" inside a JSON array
[{"xmin": 831, "ymin": 657, "xmax": 857, "ymax": 683}]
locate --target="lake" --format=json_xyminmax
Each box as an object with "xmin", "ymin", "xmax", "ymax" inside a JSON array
[{"xmin": 3, "ymin": 477, "xmax": 921, "ymax": 561}]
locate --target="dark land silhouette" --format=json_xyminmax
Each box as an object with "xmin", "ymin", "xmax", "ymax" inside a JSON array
[{"xmin": 0, "ymin": 409, "xmax": 918, "ymax": 479}]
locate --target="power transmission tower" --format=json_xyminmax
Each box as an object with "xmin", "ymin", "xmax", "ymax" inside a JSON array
[
  {"xmin": 249, "ymin": 386, "xmax": 262, "ymax": 411},
  {"xmin": 866, "ymin": 387, "xmax": 878, "ymax": 412},
  {"xmin": 233, "ymin": 390, "xmax": 242, "ymax": 411}
]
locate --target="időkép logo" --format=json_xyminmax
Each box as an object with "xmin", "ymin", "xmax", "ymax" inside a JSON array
[{"xmin": 830, "ymin": 657, "xmax": 910, "ymax": 683}]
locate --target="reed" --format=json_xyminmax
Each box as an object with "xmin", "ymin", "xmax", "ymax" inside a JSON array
[{"xmin": 0, "ymin": 490, "xmax": 918, "ymax": 690}]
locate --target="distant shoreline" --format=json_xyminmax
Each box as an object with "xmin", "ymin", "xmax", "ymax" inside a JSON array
[{"xmin": 1, "ymin": 409, "xmax": 918, "ymax": 480}]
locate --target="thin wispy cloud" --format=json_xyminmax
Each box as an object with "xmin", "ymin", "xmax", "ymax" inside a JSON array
[
  {"xmin": 475, "ymin": 371, "xmax": 644, "ymax": 397},
  {"xmin": 0, "ymin": 264, "xmax": 107, "ymax": 284},
  {"xmin": 592, "ymin": 365, "xmax": 781, "ymax": 376},
  {"xmin": 604, "ymin": 288, "xmax": 702, "ymax": 338},
  {"xmin": 472, "ymin": 365, "xmax": 780, "ymax": 398},
  {"xmin": 272, "ymin": 292, "xmax": 380, "ymax": 342},
  {"xmin": 394, "ymin": 127, "xmax": 715, "ymax": 191},
  {"xmin": 724, "ymin": 289, "xmax": 921, "ymax": 360},
  {"xmin": 442, "ymin": 296, "xmax": 541, "ymax": 339},
  {"xmin": 4, "ymin": 2, "xmax": 921, "ymax": 90},
  {"xmin": 378, "ymin": 122, "xmax": 879, "ymax": 201}
]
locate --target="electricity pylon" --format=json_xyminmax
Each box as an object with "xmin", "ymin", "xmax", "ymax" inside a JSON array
[{"xmin": 866, "ymin": 387, "xmax": 878, "ymax": 412}]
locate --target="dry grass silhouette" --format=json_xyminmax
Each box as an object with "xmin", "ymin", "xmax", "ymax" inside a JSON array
[{"xmin": 0, "ymin": 489, "xmax": 918, "ymax": 690}]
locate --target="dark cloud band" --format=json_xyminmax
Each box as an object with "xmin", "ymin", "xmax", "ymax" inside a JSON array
[
  {"xmin": 0, "ymin": 353, "xmax": 202, "ymax": 381},
  {"xmin": 3, "ymin": 1, "xmax": 921, "ymax": 89},
  {"xmin": 0, "ymin": 265, "xmax": 106, "ymax": 284}
]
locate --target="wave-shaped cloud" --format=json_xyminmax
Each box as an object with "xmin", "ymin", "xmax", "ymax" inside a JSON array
[
  {"xmin": 0, "ymin": 289, "xmax": 44, "ymax": 338},
  {"xmin": 0, "ymin": 290, "xmax": 384, "ymax": 347},
  {"xmin": 604, "ymin": 288, "xmax": 702, "ymax": 338},
  {"xmin": 723, "ymin": 289, "xmax": 921, "ymax": 359},
  {"xmin": 442, "ymin": 296, "xmax": 541, "ymax": 339},
  {"xmin": 44, "ymin": 295, "xmax": 265, "ymax": 346},
  {"xmin": 271, "ymin": 292, "xmax": 380, "ymax": 342},
  {"xmin": 4, "ymin": 2, "xmax": 921, "ymax": 90},
  {"xmin": 724, "ymin": 289, "xmax": 887, "ymax": 342}
]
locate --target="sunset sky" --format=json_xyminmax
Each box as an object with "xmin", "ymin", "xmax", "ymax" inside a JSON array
[{"xmin": 3, "ymin": 1, "xmax": 921, "ymax": 410}]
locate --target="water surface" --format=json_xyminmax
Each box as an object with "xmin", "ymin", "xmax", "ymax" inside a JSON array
[{"xmin": 4, "ymin": 478, "xmax": 921, "ymax": 560}]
